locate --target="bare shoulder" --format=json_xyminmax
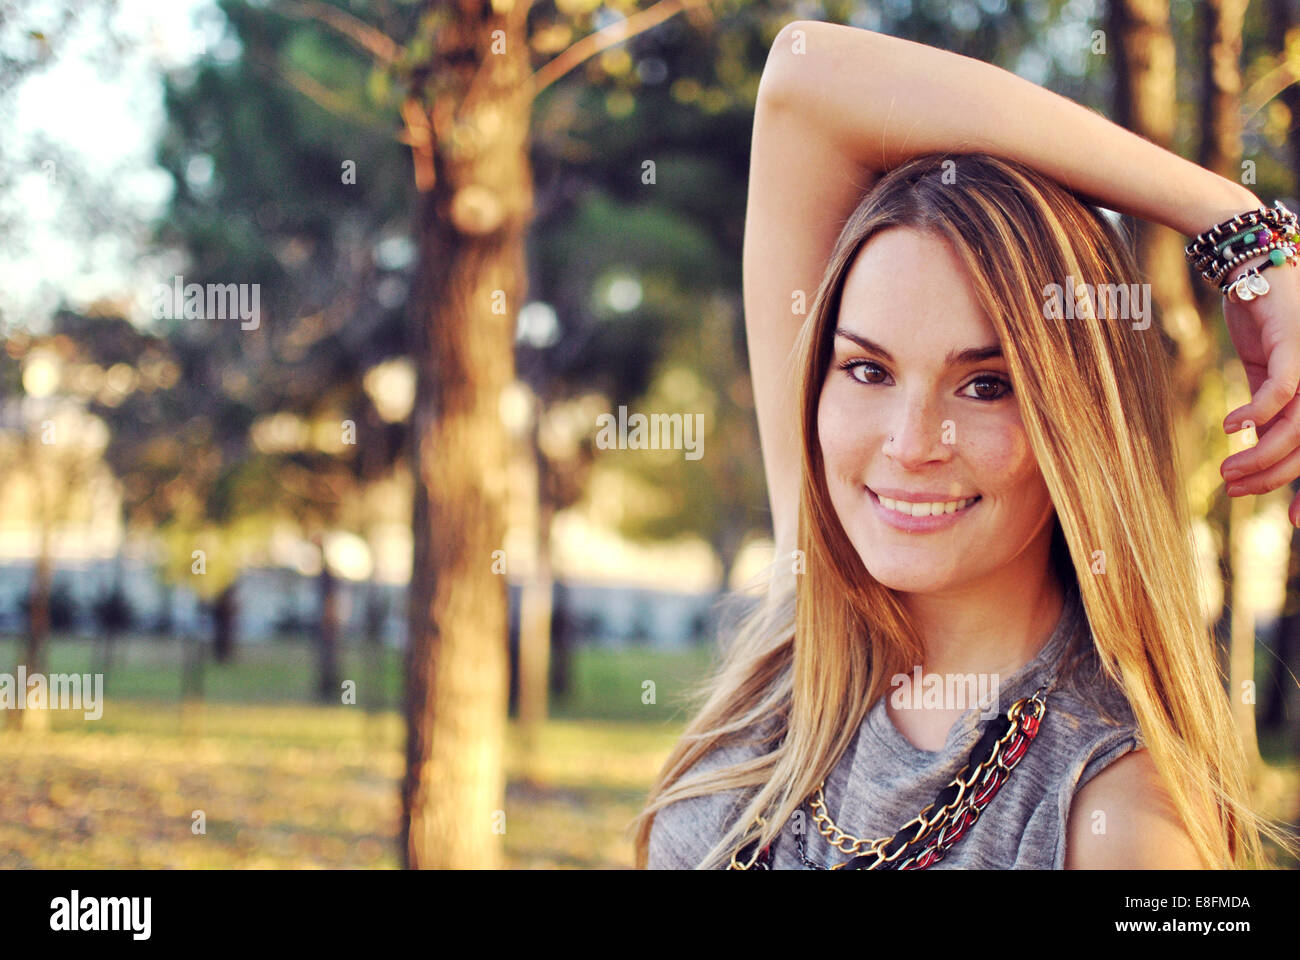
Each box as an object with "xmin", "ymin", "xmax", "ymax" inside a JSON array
[{"xmin": 1063, "ymin": 748, "xmax": 1205, "ymax": 869}]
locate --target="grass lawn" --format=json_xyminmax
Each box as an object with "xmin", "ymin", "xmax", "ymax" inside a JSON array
[
  {"xmin": 0, "ymin": 636, "xmax": 717, "ymax": 868},
  {"xmin": 0, "ymin": 636, "xmax": 1295, "ymax": 868}
]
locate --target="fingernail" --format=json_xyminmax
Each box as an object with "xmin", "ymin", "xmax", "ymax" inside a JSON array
[
  {"xmin": 1223, "ymin": 468, "xmax": 1243, "ymax": 482},
  {"xmin": 1227, "ymin": 484, "xmax": 1246, "ymax": 495}
]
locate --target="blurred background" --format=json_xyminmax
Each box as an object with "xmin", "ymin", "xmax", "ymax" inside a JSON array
[{"xmin": 0, "ymin": 0, "xmax": 1296, "ymax": 868}]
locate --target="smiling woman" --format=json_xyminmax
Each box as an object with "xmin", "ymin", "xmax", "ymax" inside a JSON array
[
  {"xmin": 630, "ymin": 19, "xmax": 1300, "ymax": 872},
  {"xmin": 818, "ymin": 226, "xmax": 1055, "ymax": 594}
]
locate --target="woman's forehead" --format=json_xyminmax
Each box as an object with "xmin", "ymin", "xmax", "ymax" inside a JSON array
[{"xmin": 839, "ymin": 229, "xmax": 997, "ymax": 349}]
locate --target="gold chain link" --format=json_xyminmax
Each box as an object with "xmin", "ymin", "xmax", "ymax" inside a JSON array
[{"xmin": 728, "ymin": 686, "xmax": 1049, "ymax": 870}]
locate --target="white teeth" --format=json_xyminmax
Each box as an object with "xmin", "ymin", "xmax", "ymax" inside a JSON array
[{"xmin": 877, "ymin": 495, "xmax": 978, "ymax": 517}]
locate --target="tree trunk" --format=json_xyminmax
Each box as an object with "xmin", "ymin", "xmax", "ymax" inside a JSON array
[
  {"xmin": 1262, "ymin": 482, "xmax": 1300, "ymax": 756},
  {"xmin": 549, "ymin": 579, "xmax": 571, "ymax": 700},
  {"xmin": 401, "ymin": 6, "xmax": 534, "ymax": 870},
  {"xmin": 1263, "ymin": 0, "xmax": 1300, "ymax": 763},
  {"xmin": 12, "ymin": 535, "xmax": 53, "ymax": 732},
  {"xmin": 517, "ymin": 494, "xmax": 554, "ymax": 783},
  {"xmin": 1195, "ymin": 0, "xmax": 1255, "ymax": 704},
  {"xmin": 179, "ymin": 621, "xmax": 206, "ymax": 737},
  {"xmin": 181, "ymin": 631, "xmax": 205, "ymax": 703},
  {"xmin": 24, "ymin": 544, "xmax": 52, "ymax": 678},
  {"xmin": 1110, "ymin": 0, "xmax": 1213, "ymax": 411},
  {"xmin": 712, "ymin": 516, "xmax": 748, "ymax": 598},
  {"xmin": 1196, "ymin": 0, "xmax": 1251, "ymax": 318},
  {"xmin": 1195, "ymin": 0, "xmax": 1262, "ymax": 767},
  {"xmin": 212, "ymin": 581, "xmax": 238, "ymax": 664},
  {"xmin": 700, "ymin": 514, "xmax": 748, "ymax": 647},
  {"xmin": 517, "ymin": 389, "xmax": 556, "ymax": 779},
  {"xmin": 317, "ymin": 554, "xmax": 341, "ymax": 703},
  {"xmin": 364, "ymin": 576, "xmax": 386, "ymax": 715},
  {"xmin": 92, "ymin": 557, "xmax": 127, "ymax": 678},
  {"xmin": 1112, "ymin": 2, "xmax": 1221, "ymax": 646},
  {"xmin": 1266, "ymin": 0, "xmax": 1300, "ymax": 181}
]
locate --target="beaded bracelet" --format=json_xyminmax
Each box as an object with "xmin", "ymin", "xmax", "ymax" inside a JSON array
[
  {"xmin": 1212, "ymin": 227, "xmax": 1295, "ymax": 264},
  {"xmin": 1185, "ymin": 200, "xmax": 1298, "ymax": 258},
  {"xmin": 1211, "ymin": 238, "xmax": 1300, "ymax": 286},
  {"xmin": 1193, "ymin": 222, "xmax": 1300, "ymax": 281},
  {"xmin": 1200, "ymin": 228, "xmax": 1300, "ymax": 275},
  {"xmin": 1188, "ymin": 216, "xmax": 1296, "ymax": 265},
  {"xmin": 1220, "ymin": 246, "xmax": 1300, "ymax": 302},
  {"xmin": 1216, "ymin": 229, "xmax": 1265, "ymax": 255},
  {"xmin": 1185, "ymin": 201, "xmax": 1299, "ymax": 284}
]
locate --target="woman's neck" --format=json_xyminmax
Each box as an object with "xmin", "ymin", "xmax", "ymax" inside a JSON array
[{"xmin": 899, "ymin": 562, "xmax": 1068, "ymax": 682}]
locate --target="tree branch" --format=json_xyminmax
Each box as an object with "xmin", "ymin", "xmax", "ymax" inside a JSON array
[
  {"xmin": 526, "ymin": 0, "xmax": 710, "ymax": 103},
  {"xmin": 1241, "ymin": 50, "xmax": 1300, "ymax": 123},
  {"xmin": 282, "ymin": 64, "xmax": 362, "ymax": 117},
  {"xmin": 249, "ymin": 50, "xmax": 390, "ymax": 132},
  {"xmin": 279, "ymin": 0, "xmax": 400, "ymax": 66}
]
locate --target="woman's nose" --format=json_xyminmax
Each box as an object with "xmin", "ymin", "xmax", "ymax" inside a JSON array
[{"xmin": 883, "ymin": 400, "xmax": 952, "ymax": 467}]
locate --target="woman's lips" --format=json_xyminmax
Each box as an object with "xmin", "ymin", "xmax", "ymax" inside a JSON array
[{"xmin": 866, "ymin": 487, "xmax": 982, "ymax": 533}]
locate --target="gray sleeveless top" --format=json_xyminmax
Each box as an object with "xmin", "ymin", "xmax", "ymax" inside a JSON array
[{"xmin": 647, "ymin": 582, "xmax": 1145, "ymax": 869}]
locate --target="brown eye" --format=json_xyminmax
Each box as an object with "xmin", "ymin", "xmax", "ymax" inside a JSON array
[
  {"xmin": 838, "ymin": 360, "xmax": 889, "ymax": 385},
  {"xmin": 963, "ymin": 376, "xmax": 1011, "ymax": 401}
]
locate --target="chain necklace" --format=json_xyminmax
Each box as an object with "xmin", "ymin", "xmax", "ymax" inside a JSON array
[{"xmin": 727, "ymin": 681, "xmax": 1052, "ymax": 870}]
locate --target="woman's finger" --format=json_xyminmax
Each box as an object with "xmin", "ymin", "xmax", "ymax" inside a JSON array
[
  {"xmin": 1221, "ymin": 392, "xmax": 1300, "ymax": 480},
  {"xmin": 1225, "ymin": 439, "xmax": 1300, "ymax": 497}
]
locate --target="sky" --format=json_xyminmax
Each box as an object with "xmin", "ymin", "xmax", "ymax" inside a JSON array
[
  {"xmin": 0, "ymin": 0, "xmax": 229, "ymax": 331},
  {"xmin": 0, "ymin": 0, "xmax": 1108, "ymax": 335}
]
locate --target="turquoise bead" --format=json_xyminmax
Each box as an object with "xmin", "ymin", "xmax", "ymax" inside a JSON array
[
  {"xmin": 1245, "ymin": 231, "xmax": 1256, "ymax": 244},
  {"xmin": 1271, "ymin": 248, "xmax": 1287, "ymax": 266}
]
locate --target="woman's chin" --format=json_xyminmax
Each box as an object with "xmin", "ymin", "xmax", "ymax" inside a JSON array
[{"xmin": 858, "ymin": 558, "xmax": 957, "ymax": 594}]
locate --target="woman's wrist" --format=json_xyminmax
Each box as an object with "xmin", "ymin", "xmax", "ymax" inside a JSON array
[{"xmin": 1180, "ymin": 182, "xmax": 1262, "ymax": 239}]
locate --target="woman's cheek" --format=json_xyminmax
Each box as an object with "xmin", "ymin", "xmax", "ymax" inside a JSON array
[
  {"xmin": 817, "ymin": 383, "xmax": 858, "ymax": 466},
  {"xmin": 819, "ymin": 383, "xmax": 885, "ymax": 471},
  {"xmin": 960, "ymin": 413, "xmax": 1036, "ymax": 490}
]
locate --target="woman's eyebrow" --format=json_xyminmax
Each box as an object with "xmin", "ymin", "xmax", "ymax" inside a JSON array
[
  {"xmin": 946, "ymin": 344, "xmax": 1004, "ymax": 365},
  {"xmin": 834, "ymin": 328, "xmax": 1004, "ymax": 365},
  {"xmin": 834, "ymin": 328, "xmax": 892, "ymax": 359}
]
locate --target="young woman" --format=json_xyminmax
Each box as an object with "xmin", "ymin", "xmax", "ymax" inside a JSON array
[{"xmin": 631, "ymin": 20, "xmax": 1300, "ymax": 869}]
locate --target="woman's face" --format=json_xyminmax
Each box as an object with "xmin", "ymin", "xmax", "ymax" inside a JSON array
[{"xmin": 817, "ymin": 225, "xmax": 1057, "ymax": 594}]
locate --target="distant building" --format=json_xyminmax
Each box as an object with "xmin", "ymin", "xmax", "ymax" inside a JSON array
[{"xmin": 0, "ymin": 557, "xmax": 723, "ymax": 649}]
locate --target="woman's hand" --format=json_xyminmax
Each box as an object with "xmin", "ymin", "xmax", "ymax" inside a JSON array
[{"xmin": 1218, "ymin": 261, "xmax": 1300, "ymax": 525}]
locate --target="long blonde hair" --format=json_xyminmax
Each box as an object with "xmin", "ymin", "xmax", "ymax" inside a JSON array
[{"xmin": 631, "ymin": 151, "xmax": 1298, "ymax": 870}]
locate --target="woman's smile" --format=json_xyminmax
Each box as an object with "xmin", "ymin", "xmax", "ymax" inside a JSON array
[{"xmin": 866, "ymin": 486, "xmax": 984, "ymax": 532}]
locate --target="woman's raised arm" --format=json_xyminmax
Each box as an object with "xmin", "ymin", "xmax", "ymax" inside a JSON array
[
  {"xmin": 760, "ymin": 20, "xmax": 1259, "ymax": 234},
  {"xmin": 745, "ymin": 20, "xmax": 1300, "ymax": 538}
]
